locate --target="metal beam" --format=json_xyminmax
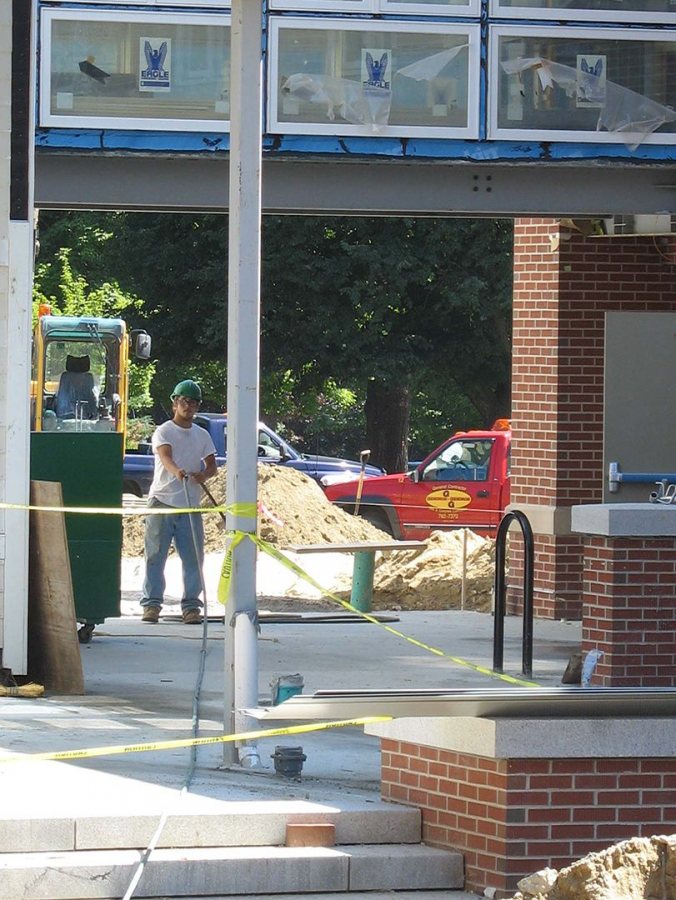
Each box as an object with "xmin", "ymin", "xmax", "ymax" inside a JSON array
[
  {"xmin": 249, "ymin": 687, "xmax": 676, "ymax": 720},
  {"xmin": 35, "ymin": 153, "xmax": 676, "ymax": 217}
]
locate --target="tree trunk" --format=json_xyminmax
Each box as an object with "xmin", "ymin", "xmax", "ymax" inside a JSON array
[{"xmin": 364, "ymin": 381, "xmax": 410, "ymax": 474}]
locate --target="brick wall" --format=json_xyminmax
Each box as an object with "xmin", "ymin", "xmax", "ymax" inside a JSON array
[
  {"xmin": 511, "ymin": 219, "xmax": 676, "ymax": 620},
  {"xmin": 581, "ymin": 536, "xmax": 676, "ymax": 687},
  {"xmin": 381, "ymin": 737, "xmax": 676, "ymax": 898}
]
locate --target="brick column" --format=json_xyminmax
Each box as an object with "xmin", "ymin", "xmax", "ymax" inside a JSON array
[
  {"xmin": 511, "ymin": 219, "xmax": 676, "ymax": 620},
  {"xmin": 572, "ymin": 504, "xmax": 676, "ymax": 688},
  {"xmin": 368, "ymin": 718, "xmax": 676, "ymax": 899}
]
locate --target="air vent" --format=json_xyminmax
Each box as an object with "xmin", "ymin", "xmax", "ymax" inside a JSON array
[{"xmin": 600, "ymin": 214, "xmax": 676, "ymax": 237}]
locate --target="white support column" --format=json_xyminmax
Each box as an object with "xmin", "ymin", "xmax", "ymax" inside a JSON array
[
  {"xmin": 2, "ymin": 220, "xmax": 32, "ymax": 674},
  {"xmin": 0, "ymin": 0, "xmax": 35, "ymax": 675},
  {"xmin": 223, "ymin": 0, "xmax": 262, "ymax": 767}
]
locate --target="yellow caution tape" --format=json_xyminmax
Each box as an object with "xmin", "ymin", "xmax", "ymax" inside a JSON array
[
  {"xmin": 217, "ymin": 530, "xmax": 247, "ymax": 604},
  {"xmin": 2, "ymin": 494, "xmax": 537, "ymax": 689},
  {"xmin": 218, "ymin": 532, "xmax": 540, "ymax": 689},
  {"xmin": 0, "ymin": 716, "xmax": 392, "ymax": 765}
]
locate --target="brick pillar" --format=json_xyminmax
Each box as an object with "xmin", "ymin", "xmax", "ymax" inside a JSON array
[
  {"xmin": 372, "ymin": 722, "xmax": 676, "ymax": 900},
  {"xmin": 510, "ymin": 219, "xmax": 676, "ymax": 620},
  {"xmin": 581, "ymin": 535, "xmax": 676, "ymax": 687}
]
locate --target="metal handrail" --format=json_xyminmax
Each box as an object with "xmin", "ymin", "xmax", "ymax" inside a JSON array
[
  {"xmin": 493, "ymin": 509, "xmax": 534, "ymax": 679},
  {"xmin": 608, "ymin": 461, "xmax": 676, "ymax": 494}
]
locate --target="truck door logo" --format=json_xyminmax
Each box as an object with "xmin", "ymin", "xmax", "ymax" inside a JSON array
[{"xmin": 425, "ymin": 488, "xmax": 472, "ymax": 510}]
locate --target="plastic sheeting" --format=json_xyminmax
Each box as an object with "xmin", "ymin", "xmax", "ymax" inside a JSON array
[
  {"xmin": 281, "ymin": 44, "xmax": 468, "ymax": 130},
  {"xmin": 501, "ymin": 56, "xmax": 676, "ymax": 149},
  {"xmin": 395, "ymin": 44, "xmax": 468, "ymax": 82},
  {"xmin": 281, "ymin": 73, "xmax": 392, "ymax": 130}
]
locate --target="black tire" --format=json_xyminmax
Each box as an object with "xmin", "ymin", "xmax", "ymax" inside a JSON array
[
  {"xmin": 359, "ymin": 506, "xmax": 394, "ymax": 536},
  {"xmin": 123, "ymin": 480, "xmax": 143, "ymax": 498},
  {"xmin": 77, "ymin": 623, "xmax": 95, "ymax": 644}
]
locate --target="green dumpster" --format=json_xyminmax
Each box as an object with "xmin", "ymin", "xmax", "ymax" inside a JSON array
[{"xmin": 30, "ymin": 431, "xmax": 123, "ymax": 640}]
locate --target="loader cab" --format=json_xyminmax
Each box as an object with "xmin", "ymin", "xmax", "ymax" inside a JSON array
[
  {"xmin": 29, "ymin": 309, "xmax": 152, "ymax": 638},
  {"xmin": 31, "ymin": 310, "xmax": 151, "ymax": 441}
]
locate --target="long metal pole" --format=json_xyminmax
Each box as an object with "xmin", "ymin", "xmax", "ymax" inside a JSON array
[{"xmin": 223, "ymin": 0, "xmax": 262, "ymax": 768}]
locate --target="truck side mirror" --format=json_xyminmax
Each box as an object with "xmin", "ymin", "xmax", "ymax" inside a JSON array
[{"xmin": 132, "ymin": 330, "xmax": 152, "ymax": 360}]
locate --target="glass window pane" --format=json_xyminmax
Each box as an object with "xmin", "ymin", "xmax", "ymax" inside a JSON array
[
  {"xmin": 275, "ymin": 25, "xmax": 473, "ymax": 133},
  {"xmin": 46, "ymin": 16, "xmax": 230, "ymax": 127},
  {"xmin": 495, "ymin": 30, "xmax": 676, "ymax": 141}
]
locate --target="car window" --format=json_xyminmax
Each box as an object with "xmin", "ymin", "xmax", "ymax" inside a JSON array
[{"xmin": 422, "ymin": 439, "xmax": 493, "ymax": 482}]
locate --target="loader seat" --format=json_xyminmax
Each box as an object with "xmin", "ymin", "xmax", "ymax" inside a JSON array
[{"xmin": 55, "ymin": 355, "xmax": 98, "ymax": 419}]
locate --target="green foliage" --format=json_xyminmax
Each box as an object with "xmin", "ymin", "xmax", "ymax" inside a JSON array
[
  {"xmin": 261, "ymin": 373, "xmax": 364, "ymax": 457},
  {"xmin": 33, "ymin": 210, "xmax": 513, "ymax": 457},
  {"xmin": 125, "ymin": 415, "xmax": 154, "ymax": 449},
  {"xmin": 32, "ymin": 220, "xmax": 156, "ymax": 427},
  {"xmin": 261, "ymin": 216, "xmax": 513, "ymax": 427},
  {"xmin": 128, "ymin": 359, "xmax": 156, "ymax": 411},
  {"xmin": 33, "ymin": 247, "xmax": 144, "ymax": 323}
]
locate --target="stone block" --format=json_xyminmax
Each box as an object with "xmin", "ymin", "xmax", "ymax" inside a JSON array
[
  {"xmin": 286, "ymin": 823, "xmax": 336, "ymax": 847},
  {"xmin": 347, "ymin": 844, "xmax": 464, "ymax": 891},
  {"xmin": 572, "ymin": 503, "xmax": 676, "ymax": 537},
  {"xmin": 0, "ymin": 846, "xmax": 350, "ymax": 898},
  {"xmin": 0, "ymin": 817, "xmax": 75, "ymax": 852}
]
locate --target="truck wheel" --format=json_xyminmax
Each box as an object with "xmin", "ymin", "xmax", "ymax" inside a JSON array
[
  {"xmin": 359, "ymin": 507, "xmax": 393, "ymax": 536},
  {"xmin": 123, "ymin": 481, "xmax": 142, "ymax": 498}
]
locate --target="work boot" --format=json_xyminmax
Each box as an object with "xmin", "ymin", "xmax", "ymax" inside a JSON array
[
  {"xmin": 182, "ymin": 609, "xmax": 203, "ymax": 625},
  {"xmin": 142, "ymin": 606, "xmax": 160, "ymax": 624}
]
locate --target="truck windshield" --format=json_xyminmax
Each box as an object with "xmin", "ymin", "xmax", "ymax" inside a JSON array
[{"xmin": 421, "ymin": 438, "xmax": 494, "ymax": 482}]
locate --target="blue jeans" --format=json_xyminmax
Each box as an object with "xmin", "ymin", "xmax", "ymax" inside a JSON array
[{"xmin": 141, "ymin": 499, "xmax": 204, "ymax": 612}]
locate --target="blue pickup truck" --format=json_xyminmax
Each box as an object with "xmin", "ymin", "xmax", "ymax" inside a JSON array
[{"xmin": 123, "ymin": 412, "xmax": 385, "ymax": 497}]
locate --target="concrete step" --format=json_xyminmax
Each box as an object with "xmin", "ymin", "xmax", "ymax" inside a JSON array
[
  {"xmin": 0, "ymin": 804, "xmax": 421, "ymax": 853},
  {"xmin": 0, "ymin": 843, "xmax": 464, "ymax": 899},
  {"xmin": 163, "ymin": 894, "xmax": 482, "ymax": 900}
]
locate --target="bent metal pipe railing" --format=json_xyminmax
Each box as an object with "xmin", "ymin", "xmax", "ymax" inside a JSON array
[{"xmin": 493, "ymin": 509, "xmax": 534, "ymax": 679}]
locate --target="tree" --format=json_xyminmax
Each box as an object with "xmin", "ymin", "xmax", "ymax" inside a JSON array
[
  {"xmin": 32, "ymin": 232, "xmax": 156, "ymax": 412},
  {"xmin": 261, "ymin": 216, "xmax": 513, "ymax": 472},
  {"xmin": 34, "ymin": 211, "xmax": 513, "ymax": 470}
]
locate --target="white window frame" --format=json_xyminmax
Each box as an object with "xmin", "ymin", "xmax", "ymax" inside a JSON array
[
  {"xmin": 40, "ymin": 8, "xmax": 231, "ymax": 132},
  {"xmin": 488, "ymin": 24, "xmax": 676, "ymax": 144},
  {"xmin": 48, "ymin": 0, "xmax": 231, "ymax": 6},
  {"xmin": 269, "ymin": 0, "xmax": 375, "ymax": 12},
  {"xmin": 269, "ymin": 0, "xmax": 479, "ymax": 16},
  {"xmin": 268, "ymin": 17, "xmax": 480, "ymax": 139},
  {"xmin": 381, "ymin": 0, "xmax": 480, "ymax": 16},
  {"xmin": 490, "ymin": 0, "xmax": 676, "ymax": 25}
]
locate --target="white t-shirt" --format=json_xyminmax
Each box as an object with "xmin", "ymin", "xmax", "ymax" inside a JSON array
[{"xmin": 149, "ymin": 420, "xmax": 217, "ymax": 508}]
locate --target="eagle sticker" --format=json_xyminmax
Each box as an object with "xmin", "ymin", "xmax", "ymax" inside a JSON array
[
  {"xmin": 140, "ymin": 38, "xmax": 171, "ymax": 92},
  {"xmin": 425, "ymin": 488, "xmax": 473, "ymax": 510}
]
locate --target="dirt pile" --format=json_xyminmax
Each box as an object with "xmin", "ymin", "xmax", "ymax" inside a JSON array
[
  {"xmin": 367, "ymin": 529, "xmax": 494, "ymax": 611},
  {"xmin": 507, "ymin": 834, "xmax": 676, "ymax": 900},
  {"xmin": 122, "ymin": 465, "xmax": 392, "ymax": 557},
  {"xmin": 122, "ymin": 465, "xmax": 495, "ymax": 611}
]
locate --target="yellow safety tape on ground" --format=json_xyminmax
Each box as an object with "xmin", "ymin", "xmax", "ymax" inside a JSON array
[
  {"xmin": 218, "ymin": 531, "xmax": 540, "ymax": 689},
  {"xmin": 0, "ymin": 716, "xmax": 392, "ymax": 765},
  {"xmin": 0, "ymin": 501, "xmax": 257, "ymax": 517}
]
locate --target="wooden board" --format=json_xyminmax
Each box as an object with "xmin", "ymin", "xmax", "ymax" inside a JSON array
[
  {"xmin": 28, "ymin": 480, "xmax": 85, "ymax": 694},
  {"xmin": 287, "ymin": 540, "xmax": 424, "ymax": 554}
]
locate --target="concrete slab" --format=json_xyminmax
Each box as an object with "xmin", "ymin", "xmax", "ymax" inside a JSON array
[
  {"xmin": 347, "ymin": 844, "xmax": 464, "ymax": 891},
  {"xmin": 0, "ymin": 577, "xmax": 580, "ymax": 899},
  {"xmin": 0, "ymin": 846, "xmax": 350, "ymax": 899}
]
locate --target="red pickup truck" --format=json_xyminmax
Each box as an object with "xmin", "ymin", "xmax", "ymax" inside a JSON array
[{"xmin": 323, "ymin": 422, "xmax": 511, "ymax": 540}]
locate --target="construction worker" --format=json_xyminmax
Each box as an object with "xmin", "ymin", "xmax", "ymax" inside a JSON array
[{"xmin": 140, "ymin": 380, "xmax": 217, "ymax": 625}]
